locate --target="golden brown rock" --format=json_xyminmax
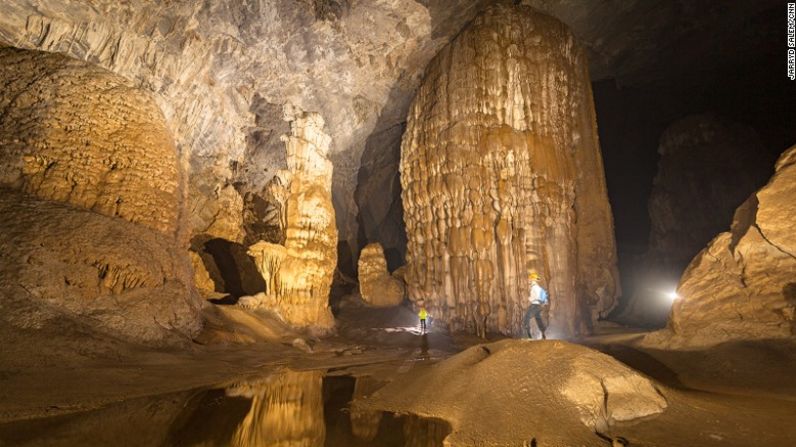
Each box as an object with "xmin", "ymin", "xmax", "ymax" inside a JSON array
[
  {"xmin": 399, "ymin": 4, "xmax": 618, "ymax": 338},
  {"xmin": 646, "ymin": 145, "xmax": 796, "ymax": 348},
  {"xmin": 244, "ymin": 110, "xmax": 336, "ymax": 329},
  {"xmin": 190, "ymin": 250, "xmax": 216, "ymax": 293},
  {"xmin": 358, "ymin": 243, "xmax": 405, "ymax": 307},
  {"xmin": 228, "ymin": 370, "xmax": 325, "ymax": 447},
  {"xmin": 0, "ymin": 47, "xmax": 183, "ymax": 238},
  {"xmin": 0, "ymin": 191, "xmax": 201, "ymax": 344}
]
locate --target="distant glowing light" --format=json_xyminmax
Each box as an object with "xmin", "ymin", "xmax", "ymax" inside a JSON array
[{"xmin": 666, "ymin": 290, "xmax": 679, "ymax": 301}]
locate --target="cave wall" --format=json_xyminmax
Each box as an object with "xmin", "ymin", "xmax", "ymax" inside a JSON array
[
  {"xmin": 0, "ymin": 48, "xmax": 200, "ymax": 344},
  {"xmin": 620, "ymin": 114, "xmax": 775, "ymax": 325},
  {"xmin": 645, "ymin": 145, "xmax": 796, "ymax": 348},
  {"xmin": 400, "ymin": 4, "xmax": 619, "ymax": 338}
]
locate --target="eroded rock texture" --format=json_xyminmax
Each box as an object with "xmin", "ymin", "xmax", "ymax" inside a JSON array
[
  {"xmin": 0, "ymin": 48, "xmax": 199, "ymax": 344},
  {"xmin": 0, "ymin": 191, "xmax": 200, "ymax": 344},
  {"xmin": 647, "ymin": 146, "xmax": 796, "ymax": 348},
  {"xmin": 0, "ymin": 47, "xmax": 184, "ymax": 238},
  {"xmin": 358, "ymin": 243, "xmax": 405, "ymax": 307},
  {"xmin": 227, "ymin": 370, "xmax": 325, "ymax": 447},
  {"xmin": 244, "ymin": 111, "xmax": 336, "ymax": 329},
  {"xmin": 400, "ymin": 4, "xmax": 618, "ymax": 337}
]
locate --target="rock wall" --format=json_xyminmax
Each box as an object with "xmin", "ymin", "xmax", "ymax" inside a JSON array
[
  {"xmin": 399, "ymin": 4, "xmax": 619, "ymax": 338},
  {"xmin": 358, "ymin": 243, "xmax": 405, "ymax": 307},
  {"xmin": 621, "ymin": 114, "xmax": 774, "ymax": 326},
  {"xmin": 0, "ymin": 191, "xmax": 200, "ymax": 344},
  {"xmin": 0, "ymin": 48, "xmax": 200, "ymax": 344},
  {"xmin": 0, "ymin": 47, "xmax": 184, "ymax": 238},
  {"xmin": 647, "ymin": 114, "xmax": 772, "ymax": 272},
  {"xmin": 645, "ymin": 145, "xmax": 796, "ymax": 348},
  {"xmin": 244, "ymin": 110, "xmax": 336, "ymax": 329}
]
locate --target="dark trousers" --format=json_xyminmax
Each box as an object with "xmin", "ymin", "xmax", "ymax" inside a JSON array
[
  {"xmin": 420, "ymin": 319, "xmax": 426, "ymax": 333},
  {"xmin": 523, "ymin": 304, "xmax": 546, "ymax": 339}
]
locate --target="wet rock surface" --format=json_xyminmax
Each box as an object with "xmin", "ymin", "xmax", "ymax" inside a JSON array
[{"xmin": 400, "ymin": 3, "xmax": 619, "ymax": 338}]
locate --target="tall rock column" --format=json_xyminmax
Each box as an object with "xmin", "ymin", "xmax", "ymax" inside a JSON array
[
  {"xmin": 245, "ymin": 109, "xmax": 336, "ymax": 329},
  {"xmin": 400, "ymin": 4, "xmax": 619, "ymax": 338}
]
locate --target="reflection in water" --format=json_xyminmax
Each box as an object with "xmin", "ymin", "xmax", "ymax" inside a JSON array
[
  {"xmin": 349, "ymin": 376, "xmax": 384, "ymax": 441},
  {"xmin": 228, "ymin": 370, "xmax": 325, "ymax": 447},
  {"xmin": 403, "ymin": 415, "xmax": 449, "ymax": 447},
  {"xmin": 0, "ymin": 370, "xmax": 450, "ymax": 447}
]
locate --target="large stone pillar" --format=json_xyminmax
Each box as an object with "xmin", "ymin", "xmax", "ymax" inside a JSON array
[
  {"xmin": 244, "ymin": 108, "xmax": 336, "ymax": 330},
  {"xmin": 399, "ymin": 3, "xmax": 619, "ymax": 338}
]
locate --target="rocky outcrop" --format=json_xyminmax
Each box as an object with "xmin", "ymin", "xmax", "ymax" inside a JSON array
[
  {"xmin": 243, "ymin": 110, "xmax": 336, "ymax": 330},
  {"xmin": 0, "ymin": 47, "xmax": 184, "ymax": 238},
  {"xmin": 399, "ymin": 4, "xmax": 619, "ymax": 338},
  {"xmin": 358, "ymin": 243, "xmax": 405, "ymax": 307},
  {"xmin": 0, "ymin": 191, "xmax": 200, "ymax": 344},
  {"xmin": 0, "ymin": 48, "xmax": 200, "ymax": 345},
  {"xmin": 646, "ymin": 146, "xmax": 796, "ymax": 348},
  {"xmin": 227, "ymin": 370, "xmax": 325, "ymax": 447},
  {"xmin": 622, "ymin": 114, "xmax": 774, "ymax": 326},
  {"xmin": 355, "ymin": 340, "xmax": 667, "ymax": 445},
  {"xmin": 190, "ymin": 251, "xmax": 216, "ymax": 293}
]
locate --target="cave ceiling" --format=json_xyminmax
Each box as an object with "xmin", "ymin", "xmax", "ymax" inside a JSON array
[{"xmin": 0, "ymin": 0, "xmax": 781, "ymax": 246}]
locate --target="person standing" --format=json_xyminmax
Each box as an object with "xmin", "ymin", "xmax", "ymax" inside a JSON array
[
  {"xmin": 523, "ymin": 272, "xmax": 549, "ymax": 340},
  {"xmin": 418, "ymin": 305, "xmax": 429, "ymax": 334}
]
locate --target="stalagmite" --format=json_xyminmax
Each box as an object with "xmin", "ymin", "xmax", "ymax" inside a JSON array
[
  {"xmin": 243, "ymin": 108, "xmax": 336, "ymax": 329},
  {"xmin": 228, "ymin": 370, "xmax": 325, "ymax": 447},
  {"xmin": 358, "ymin": 243, "xmax": 405, "ymax": 307},
  {"xmin": 399, "ymin": 4, "xmax": 619, "ymax": 338}
]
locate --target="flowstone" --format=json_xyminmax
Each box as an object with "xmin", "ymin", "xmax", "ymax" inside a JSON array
[{"xmin": 399, "ymin": 4, "xmax": 619, "ymax": 338}]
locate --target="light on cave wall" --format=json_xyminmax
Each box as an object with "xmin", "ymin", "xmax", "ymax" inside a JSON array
[{"xmin": 665, "ymin": 289, "xmax": 680, "ymax": 302}]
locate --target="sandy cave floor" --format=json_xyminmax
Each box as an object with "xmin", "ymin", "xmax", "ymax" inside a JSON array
[{"xmin": 1, "ymin": 298, "xmax": 795, "ymax": 446}]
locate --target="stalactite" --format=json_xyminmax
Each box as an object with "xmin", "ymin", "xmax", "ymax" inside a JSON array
[{"xmin": 399, "ymin": 4, "xmax": 619, "ymax": 338}]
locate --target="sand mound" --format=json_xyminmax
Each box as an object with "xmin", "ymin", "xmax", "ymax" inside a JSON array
[{"xmin": 355, "ymin": 339, "xmax": 667, "ymax": 446}]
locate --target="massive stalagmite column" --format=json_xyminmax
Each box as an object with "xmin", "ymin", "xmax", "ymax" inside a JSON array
[
  {"xmin": 400, "ymin": 4, "xmax": 619, "ymax": 338},
  {"xmin": 244, "ymin": 108, "xmax": 336, "ymax": 329}
]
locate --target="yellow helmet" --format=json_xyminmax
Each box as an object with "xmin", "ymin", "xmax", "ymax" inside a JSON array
[{"xmin": 528, "ymin": 272, "xmax": 540, "ymax": 281}]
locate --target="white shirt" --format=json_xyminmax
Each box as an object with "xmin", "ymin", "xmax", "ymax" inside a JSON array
[{"xmin": 529, "ymin": 283, "xmax": 543, "ymax": 304}]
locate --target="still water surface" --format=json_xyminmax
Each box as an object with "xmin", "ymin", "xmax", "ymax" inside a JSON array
[{"xmin": 0, "ymin": 370, "xmax": 449, "ymax": 447}]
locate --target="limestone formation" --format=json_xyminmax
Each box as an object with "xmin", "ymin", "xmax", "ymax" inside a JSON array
[
  {"xmin": 0, "ymin": 47, "xmax": 184, "ymax": 238},
  {"xmin": 358, "ymin": 243, "xmax": 405, "ymax": 307},
  {"xmin": 355, "ymin": 340, "xmax": 667, "ymax": 445},
  {"xmin": 646, "ymin": 145, "xmax": 796, "ymax": 348},
  {"xmin": 244, "ymin": 110, "xmax": 336, "ymax": 329},
  {"xmin": 0, "ymin": 191, "xmax": 201, "ymax": 344},
  {"xmin": 0, "ymin": 48, "xmax": 200, "ymax": 345},
  {"xmin": 622, "ymin": 115, "xmax": 774, "ymax": 325},
  {"xmin": 190, "ymin": 251, "xmax": 216, "ymax": 293},
  {"xmin": 399, "ymin": 4, "xmax": 619, "ymax": 338},
  {"xmin": 227, "ymin": 370, "xmax": 325, "ymax": 447}
]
